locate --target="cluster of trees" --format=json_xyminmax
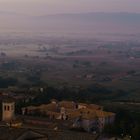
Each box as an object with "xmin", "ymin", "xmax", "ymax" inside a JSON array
[
  {"xmin": 104, "ymin": 109, "xmax": 140, "ymax": 140},
  {"xmin": 0, "ymin": 77, "xmax": 18, "ymax": 88},
  {"xmin": 73, "ymin": 60, "xmax": 92, "ymax": 68},
  {"xmin": 0, "ymin": 52, "xmax": 7, "ymax": 57},
  {"xmin": 66, "ymin": 50, "xmax": 92, "ymax": 56},
  {"xmin": 28, "ymin": 84, "xmax": 128, "ymax": 105},
  {"xmin": 30, "ymin": 84, "xmax": 116, "ymax": 104},
  {"xmin": 1, "ymin": 61, "xmax": 18, "ymax": 70}
]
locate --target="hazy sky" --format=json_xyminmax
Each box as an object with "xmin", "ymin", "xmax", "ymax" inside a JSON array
[{"xmin": 0, "ymin": 0, "xmax": 140, "ymax": 15}]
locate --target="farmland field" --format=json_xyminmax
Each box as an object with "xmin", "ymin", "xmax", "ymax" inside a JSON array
[{"xmin": 0, "ymin": 32, "xmax": 140, "ymax": 100}]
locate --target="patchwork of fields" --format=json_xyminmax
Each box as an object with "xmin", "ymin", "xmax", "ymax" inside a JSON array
[{"xmin": 0, "ymin": 33, "xmax": 140, "ymax": 100}]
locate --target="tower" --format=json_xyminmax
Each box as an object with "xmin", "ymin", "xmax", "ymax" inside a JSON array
[{"xmin": 2, "ymin": 99, "xmax": 15, "ymax": 122}]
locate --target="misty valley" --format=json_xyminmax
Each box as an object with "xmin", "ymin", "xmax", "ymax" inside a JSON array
[
  {"xmin": 0, "ymin": 32, "xmax": 139, "ymax": 140},
  {"xmin": 0, "ymin": 33, "xmax": 140, "ymax": 99},
  {"xmin": 0, "ymin": 0, "xmax": 140, "ymax": 139}
]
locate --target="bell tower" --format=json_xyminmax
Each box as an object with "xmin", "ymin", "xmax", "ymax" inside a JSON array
[{"xmin": 2, "ymin": 99, "xmax": 15, "ymax": 122}]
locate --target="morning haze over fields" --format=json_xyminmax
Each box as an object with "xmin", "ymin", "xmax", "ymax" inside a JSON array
[
  {"xmin": 0, "ymin": 0, "xmax": 140, "ymax": 34},
  {"xmin": 1, "ymin": 12, "xmax": 140, "ymax": 34},
  {"xmin": 0, "ymin": 1, "xmax": 139, "ymax": 140}
]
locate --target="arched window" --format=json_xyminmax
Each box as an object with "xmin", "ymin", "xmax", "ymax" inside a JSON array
[
  {"xmin": 7, "ymin": 106, "xmax": 10, "ymax": 111},
  {"xmin": 4, "ymin": 105, "xmax": 6, "ymax": 111}
]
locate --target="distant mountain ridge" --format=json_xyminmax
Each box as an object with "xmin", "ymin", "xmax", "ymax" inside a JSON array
[
  {"xmin": 39, "ymin": 12, "xmax": 140, "ymax": 19},
  {"xmin": 36, "ymin": 12, "xmax": 140, "ymax": 23},
  {"xmin": 0, "ymin": 12, "xmax": 140, "ymax": 34}
]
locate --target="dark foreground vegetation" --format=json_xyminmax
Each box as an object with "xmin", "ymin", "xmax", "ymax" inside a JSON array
[
  {"xmin": 26, "ymin": 85, "xmax": 128, "ymax": 105},
  {"xmin": 103, "ymin": 108, "xmax": 140, "ymax": 140}
]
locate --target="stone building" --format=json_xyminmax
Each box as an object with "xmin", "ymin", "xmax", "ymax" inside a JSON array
[
  {"xmin": 0, "ymin": 98, "xmax": 15, "ymax": 122},
  {"xmin": 22, "ymin": 100, "xmax": 115, "ymax": 132}
]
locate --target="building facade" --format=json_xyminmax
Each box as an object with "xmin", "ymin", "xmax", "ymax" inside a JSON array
[{"xmin": 22, "ymin": 100, "xmax": 115, "ymax": 132}]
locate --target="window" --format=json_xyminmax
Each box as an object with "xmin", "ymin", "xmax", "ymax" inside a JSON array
[
  {"xmin": 4, "ymin": 106, "xmax": 6, "ymax": 111},
  {"xmin": 7, "ymin": 106, "xmax": 10, "ymax": 111}
]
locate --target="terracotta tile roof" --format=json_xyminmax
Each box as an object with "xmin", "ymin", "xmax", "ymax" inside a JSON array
[
  {"xmin": 23, "ymin": 100, "xmax": 115, "ymax": 121},
  {"xmin": 39, "ymin": 104, "xmax": 58, "ymax": 112},
  {"xmin": 88, "ymin": 104, "xmax": 103, "ymax": 110},
  {"xmin": 65, "ymin": 108, "xmax": 96, "ymax": 120},
  {"xmin": 95, "ymin": 110, "xmax": 115, "ymax": 118},
  {"xmin": 78, "ymin": 103, "xmax": 102, "ymax": 110},
  {"xmin": 66, "ymin": 108, "xmax": 115, "ymax": 120},
  {"xmin": 47, "ymin": 111, "xmax": 60, "ymax": 118},
  {"xmin": 25, "ymin": 106, "xmax": 39, "ymax": 110},
  {"xmin": 58, "ymin": 101, "xmax": 76, "ymax": 109},
  {"xmin": 25, "ymin": 103, "xmax": 58, "ymax": 112}
]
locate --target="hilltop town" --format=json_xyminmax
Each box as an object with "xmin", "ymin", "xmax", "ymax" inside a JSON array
[{"xmin": 0, "ymin": 92, "xmax": 116, "ymax": 140}]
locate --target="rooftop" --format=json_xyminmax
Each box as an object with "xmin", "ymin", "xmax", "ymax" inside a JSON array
[{"xmin": 23, "ymin": 100, "xmax": 115, "ymax": 120}]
